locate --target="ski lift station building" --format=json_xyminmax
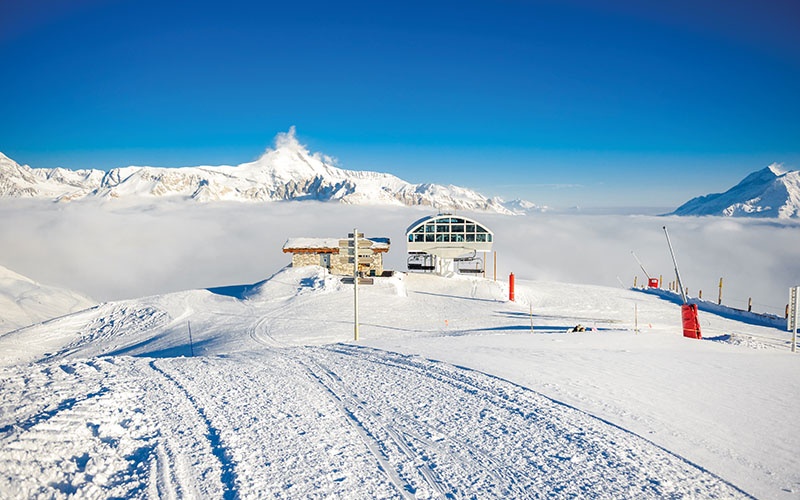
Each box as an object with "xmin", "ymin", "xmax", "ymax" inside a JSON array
[{"xmin": 406, "ymin": 214, "xmax": 494, "ymax": 274}]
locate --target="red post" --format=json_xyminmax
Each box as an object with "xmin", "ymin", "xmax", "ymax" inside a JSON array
[{"xmin": 509, "ymin": 273, "xmax": 515, "ymax": 302}]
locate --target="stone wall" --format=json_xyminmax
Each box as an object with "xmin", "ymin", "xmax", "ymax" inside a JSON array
[
  {"xmin": 290, "ymin": 250, "xmax": 386, "ymax": 276},
  {"xmin": 292, "ymin": 253, "xmax": 321, "ymax": 268}
]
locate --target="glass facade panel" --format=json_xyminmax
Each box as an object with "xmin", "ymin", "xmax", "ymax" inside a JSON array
[
  {"xmin": 408, "ymin": 234, "xmax": 414, "ymax": 242},
  {"xmin": 425, "ymin": 234, "xmax": 434, "ymax": 242},
  {"xmin": 414, "ymin": 226, "xmax": 424, "ymax": 233},
  {"xmin": 476, "ymin": 225, "xmax": 487, "ymax": 233},
  {"xmin": 476, "ymin": 233, "xmax": 487, "ymax": 242},
  {"xmin": 451, "ymin": 234, "xmax": 464, "ymax": 242},
  {"xmin": 414, "ymin": 234, "xmax": 425, "ymax": 242},
  {"xmin": 451, "ymin": 224, "xmax": 464, "ymax": 233},
  {"xmin": 466, "ymin": 224, "xmax": 475, "ymax": 232},
  {"xmin": 436, "ymin": 225, "xmax": 449, "ymax": 233},
  {"xmin": 425, "ymin": 224, "xmax": 435, "ymax": 232},
  {"xmin": 487, "ymin": 234, "xmax": 493, "ymax": 242},
  {"xmin": 466, "ymin": 234, "xmax": 475, "ymax": 242}
]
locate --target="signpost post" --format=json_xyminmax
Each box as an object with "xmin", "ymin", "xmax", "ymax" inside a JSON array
[{"xmin": 353, "ymin": 228, "xmax": 359, "ymax": 342}]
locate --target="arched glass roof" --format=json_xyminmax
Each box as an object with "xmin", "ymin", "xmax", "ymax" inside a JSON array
[{"xmin": 406, "ymin": 214, "xmax": 493, "ymax": 245}]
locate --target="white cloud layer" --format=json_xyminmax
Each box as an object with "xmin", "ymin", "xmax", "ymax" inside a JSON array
[{"xmin": 0, "ymin": 200, "xmax": 798, "ymax": 315}]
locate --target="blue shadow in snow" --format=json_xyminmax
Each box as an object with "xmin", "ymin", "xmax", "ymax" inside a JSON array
[
  {"xmin": 470, "ymin": 325, "xmax": 614, "ymax": 334},
  {"xmin": 206, "ymin": 283, "xmax": 261, "ymax": 299},
  {"xmin": 634, "ymin": 288, "xmax": 786, "ymax": 330},
  {"xmin": 104, "ymin": 334, "xmax": 215, "ymax": 358}
]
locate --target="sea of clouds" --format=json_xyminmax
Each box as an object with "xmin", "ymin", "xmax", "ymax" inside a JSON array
[{"xmin": 1, "ymin": 199, "xmax": 798, "ymax": 315}]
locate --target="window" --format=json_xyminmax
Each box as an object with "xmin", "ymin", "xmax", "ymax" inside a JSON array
[
  {"xmin": 414, "ymin": 226, "xmax": 424, "ymax": 233},
  {"xmin": 451, "ymin": 234, "xmax": 464, "ymax": 242},
  {"xmin": 436, "ymin": 224, "xmax": 449, "ymax": 233},
  {"xmin": 414, "ymin": 234, "xmax": 425, "ymax": 242},
  {"xmin": 466, "ymin": 234, "xmax": 475, "ymax": 242},
  {"xmin": 487, "ymin": 234, "xmax": 493, "ymax": 242},
  {"xmin": 466, "ymin": 224, "xmax": 475, "ymax": 232},
  {"xmin": 425, "ymin": 234, "xmax": 434, "ymax": 242},
  {"xmin": 476, "ymin": 225, "xmax": 488, "ymax": 233},
  {"xmin": 451, "ymin": 224, "xmax": 464, "ymax": 233},
  {"xmin": 408, "ymin": 234, "xmax": 414, "ymax": 242},
  {"xmin": 425, "ymin": 224, "xmax": 435, "ymax": 233},
  {"xmin": 476, "ymin": 234, "xmax": 486, "ymax": 242},
  {"xmin": 436, "ymin": 234, "xmax": 450, "ymax": 242}
]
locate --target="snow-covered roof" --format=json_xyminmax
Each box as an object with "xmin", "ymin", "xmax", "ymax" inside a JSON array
[{"xmin": 283, "ymin": 237, "xmax": 390, "ymax": 253}]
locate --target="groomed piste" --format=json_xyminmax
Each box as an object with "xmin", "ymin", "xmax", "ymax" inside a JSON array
[{"xmin": 1, "ymin": 266, "xmax": 797, "ymax": 498}]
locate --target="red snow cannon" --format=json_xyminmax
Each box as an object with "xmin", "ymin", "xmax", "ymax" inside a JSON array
[
  {"xmin": 648, "ymin": 278, "xmax": 659, "ymax": 288},
  {"xmin": 681, "ymin": 303, "xmax": 702, "ymax": 339}
]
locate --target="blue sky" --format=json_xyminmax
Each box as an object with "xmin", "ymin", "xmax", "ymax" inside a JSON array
[{"xmin": 1, "ymin": 0, "xmax": 799, "ymax": 208}]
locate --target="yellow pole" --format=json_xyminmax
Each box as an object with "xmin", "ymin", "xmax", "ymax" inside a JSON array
[
  {"xmin": 718, "ymin": 277, "xmax": 723, "ymax": 305},
  {"xmin": 493, "ymin": 251, "xmax": 497, "ymax": 282}
]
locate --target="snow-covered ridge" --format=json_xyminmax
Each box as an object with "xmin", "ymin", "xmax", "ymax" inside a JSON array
[
  {"xmin": 0, "ymin": 264, "xmax": 95, "ymax": 334},
  {"xmin": 0, "ymin": 130, "xmax": 536, "ymax": 214},
  {"xmin": 671, "ymin": 163, "xmax": 800, "ymax": 219}
]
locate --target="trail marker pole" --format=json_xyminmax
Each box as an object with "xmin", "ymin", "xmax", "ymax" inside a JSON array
[
  {"xmin": 353, "ymin": 228, "xmax": 360, "ymax": 342},
  {"xmin": 529, "ymin": 303, "xmax": 534, "ymax": 334},
  {"xmin": 635, "ymin": 304, "xmax": 639, "ymax": 334},
  {"xmin": 188, "ymin": 321, "xmax": 195, "ymax": 357}
]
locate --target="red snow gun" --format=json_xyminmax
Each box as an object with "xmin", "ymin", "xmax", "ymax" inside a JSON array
[{"xmin": 663, "ymin": 226, "xmax": 701, "ymax": 339}]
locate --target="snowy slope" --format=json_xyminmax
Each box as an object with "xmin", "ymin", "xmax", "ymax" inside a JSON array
[
  {"xmin": 0, "ymin": 130, "xmax": 521, "ymax": 213},
  {"xmin": 0, "ymin": 265, "xmax": 95, "ymax": 334},
  {"xmin": 1, "ymin": 267, "xmax": 797, "ymax": 498},
  {"xmin": 672, "ymin": 163, "xmax": 800, "ymax": 218}
]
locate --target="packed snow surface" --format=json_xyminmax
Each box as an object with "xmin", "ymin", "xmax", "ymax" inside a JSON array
[{"xmin": 1, "ymin": 267, "xmax": 798, "ymax": 498}]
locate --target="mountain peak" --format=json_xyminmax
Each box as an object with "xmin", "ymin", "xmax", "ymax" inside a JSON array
[
  {"xmin": 672, "ymin": 163, "xmax": 800, "ymax": 219},
  {"xmin": 0, "ymin": 131, "xmax": 523, "ymax": 214},
  {"xmin": 767, "ymin": 163, "xmax": 787, "ymax": 176}
]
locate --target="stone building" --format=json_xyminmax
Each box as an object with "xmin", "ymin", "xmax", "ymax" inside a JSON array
[{"xmin": 282, "ymin": 236, "xmax": 390, "ymax": 276}]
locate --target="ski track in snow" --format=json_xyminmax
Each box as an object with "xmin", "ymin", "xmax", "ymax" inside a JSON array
[
  {"xmin": 1, "ymin": 268, "xmax": 782, "ymax": 498},
  {"xmin": 0, "ymin": 346, "xmax": 754, "ymax": 499}
]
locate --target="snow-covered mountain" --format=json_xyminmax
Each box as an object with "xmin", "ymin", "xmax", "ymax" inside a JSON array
[
  {"xmin": 499, "ymin": 198, "xmax": 549, "ymax": 214},
  {"xmin": 0, "ymin": 129, "xmax": 528, "ymax": 214},
  {"xmin": 0, "ymin": 265, "xmax": 95, "ymax": 334},
  {"xmin": 671, "ymin": 163, "xmax": 800, "ymax": 218}
]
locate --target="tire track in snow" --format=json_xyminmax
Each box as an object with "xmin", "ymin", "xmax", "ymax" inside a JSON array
[
  {"xmin": 147, "ymin": 360, "xmax": 239, "ymax": 500},
  {"xmin": 0, "ymin": 387, "xmax": 110, "ymax": 445},
  {"xmin": 316, "ymin": 344, "xmax": 753, "ymax": 498},
  {"xmin": 304, "ymin": 346, "xmax": 535, "ymax": 498},
  {"xmin": 293, "ymin": 351, "xmax": 448, "ymax": 499}
]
